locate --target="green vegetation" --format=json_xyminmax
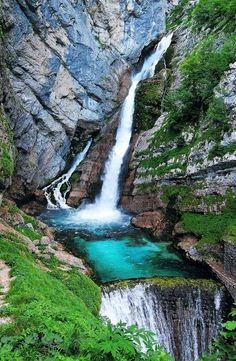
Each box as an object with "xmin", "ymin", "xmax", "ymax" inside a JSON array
[
  {"xmin": 0, "ymin": 107, "xmax": 15, "ymax": 182},
  {"xmin": 167, "ymin": 0, "xmax": 191, "ymax": 30},
  {"xmin": 161, "ymin": 185, "xmax": 236, "ymax": 211},
  {"xmin": 15, "ymin": 225, "xmax": 42, "ymax": 240},
  {"xmin": 70, "ymin": 171, "xmax": 80, "ymax": 186},
  {"xmin": 181, "ymin": 204, "xmax": 236, "ymax": 250},
  {"xmin": 0, "ymin": 207, "xmax": 173, "ymax": 361},
  {"xmin": 0, "ymin": 144, "xmax": 14, "ymax": 178},
  {"xmin": 164, "ymin": 35, "xmax": 236, "ymax": 133},
  {"xmin": 140, "ymin": 144, "xmax": 189, "ymax": 178},
  {"xmin": 226, "ymin": 224, "xmax": 236, "ymax": 245},
  {"xmin": 134, "ymin": 78, "xmax": 164, "ymax": 132},
  {"xmin": 139, "ymin": 30, "xmax": 236, "ymax": 180},
  {"xmin": 110, "ymin": 278, "xmax": 221, "ymax": 290},
  {"xmin": 192, "ymin": 0, "xmax": 236, "ymax": 33},
  {"xmin": 199, "ymin": 305, "xmax": 236, "ymax": 361}
]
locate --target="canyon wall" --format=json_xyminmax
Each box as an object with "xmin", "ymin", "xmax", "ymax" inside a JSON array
[
  {"xmin": 118, "ymin": 1, "xmax": 236, "ymax": 295},
  {"xmin": 1, "ymin": 0, "xmax": 172, "ymax": 201}
]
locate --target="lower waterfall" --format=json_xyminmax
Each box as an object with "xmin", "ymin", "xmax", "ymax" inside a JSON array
[{"xmin": 101, "ymin": 282, "xmax": 228, "ymax": 361}]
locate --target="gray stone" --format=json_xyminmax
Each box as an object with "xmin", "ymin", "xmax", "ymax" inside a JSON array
[
  {"xmin": 224, "ymin": 241, "xmax": 236, "ymax": 277},
  {"xmin": 2, "ymin": 0, "xmax": 167, "ymax": 199}
]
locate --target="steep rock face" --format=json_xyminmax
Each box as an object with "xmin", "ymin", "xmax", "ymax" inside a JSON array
[
  {"xmin": 67, "ymin": 114, "xmax": 119, "ymax": 206},
  {"xmin": 0, "ymin": 104, "xmax": 15, "ymax": 205},
  {"xmin": 119, "ymin": 0, "xmax": 236, "ymax": 293},
  {"xmin": 2, "ymin": 0, "xmax": 168, "ymax": 200},
  {"xmin": 120, "ymin": 7, "xmax": 236, "ymax": 216},
  {"xmin": 0, "ymin": 13, "xmax": 15, "ymax": 205},
  {"xmin": 101, "ymin": 279, "xmax": 231, "ymax": 361}
]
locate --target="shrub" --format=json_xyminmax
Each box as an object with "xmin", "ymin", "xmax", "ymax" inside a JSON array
[
  {"xmin": 192, "ymin": 0, "xmax": 236, "ymax": 32},
  {"xmin": 164, "ymin": 35, "xmax": 236, "ymax": 132}
]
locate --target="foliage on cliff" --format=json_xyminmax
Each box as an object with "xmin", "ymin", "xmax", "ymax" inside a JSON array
[
  {"xmin": 192, "ymin": 0, "xmax": 236, "ymax": 33},
  {"xmin": 129, "ymin": 0, "xmax": 236, "ymax": 260},
  {"xmin": 0, "ymin": 3, "xmax": 15, "ymax": 193},
  {"xmin": 0, "ymin": 107, "xmax": 15, "ymax": 186}
]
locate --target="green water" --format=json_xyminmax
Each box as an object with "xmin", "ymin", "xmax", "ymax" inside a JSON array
[{"xmin": 40, "ymin": 209, "xmax": 208, "ymax": 283}]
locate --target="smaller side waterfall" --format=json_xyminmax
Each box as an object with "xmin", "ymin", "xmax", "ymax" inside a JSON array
[
  {"xmin": 101, "ymin": 282, "xmax": 229, "ymax": 361},
  {"xmin": 43, "ymin": 139, "xmax": 92, "ymax": 209}
]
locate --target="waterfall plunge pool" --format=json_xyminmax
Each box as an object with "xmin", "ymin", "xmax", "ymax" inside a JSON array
[
  {"xmin": 40, "ymin": 208, "xmax": 208, "ymax": 283},
  {"xmin": 38, "ymin": 34, "xmax": 209, "ymax": 284}
]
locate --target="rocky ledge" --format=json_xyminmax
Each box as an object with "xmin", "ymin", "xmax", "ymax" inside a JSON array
[
  {"xmin": 0, "ymin": 198, "xmax": 89, "ymax": 274},
  {"xmin": 174, "ymin": 226, "xmax": 236, "ymax": 300}
]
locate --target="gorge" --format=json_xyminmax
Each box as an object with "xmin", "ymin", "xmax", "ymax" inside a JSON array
[{"xmin": 0, "ymin": 1, "xmax": 236, "ymax": 361}]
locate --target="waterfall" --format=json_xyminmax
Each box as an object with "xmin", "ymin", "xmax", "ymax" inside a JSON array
[
  {"xmin": 101, "ymin": 282, "xmax": 227, "ymax": 361},
  {"xmin": 43, "ymin": 139, "xmax": 92, "ymax": 209},
  {"xmin": 76, "ymin": 33, "xmax": 173, "ymax": 222}
]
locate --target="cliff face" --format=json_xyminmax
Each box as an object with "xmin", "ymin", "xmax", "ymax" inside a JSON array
[
  {"xmin": 1, "ymin": 0, "xmax": 169, "ymax": 200},
  {"xmin": 118, "ymin": 0, "xmax": 236, "ymax": 291},
  {"xmin": 121, "ymin": 10, "xmax": 236, "ymax": 216},
  {"xmin": 120, "ymin": 1, "xmax": 236, "ymax": 226},
  {"xmin": 101, "ymin": 279, "xmax": 231, "ymax": 361},
  {"xmin": 0, "ymin": 13, "xmax": 15, "ymax": 205}
]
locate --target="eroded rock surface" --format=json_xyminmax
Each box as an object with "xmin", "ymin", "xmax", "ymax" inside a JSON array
[
  {"xmin": 131, "ymin": 210, "xmax": 166, "ymax": 237},
  {"xmin": 120, "ymin": 18, "xmax": 236, "ymax": 216},
  {"xmin": 1, "ymin": 0, "xmax": 168, "ymax": 200}
]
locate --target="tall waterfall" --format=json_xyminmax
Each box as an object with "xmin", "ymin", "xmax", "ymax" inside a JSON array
[
  {"xmin": 76, "ymin": 33, "xmax": 173, "ymax": 222},
  {"xmin": 44, "ymin": 139, "xmax": 92, "ymax": 209},
  {"xmin": 101, "ymin": 282, "xmax": 228, "ymax": 361}
]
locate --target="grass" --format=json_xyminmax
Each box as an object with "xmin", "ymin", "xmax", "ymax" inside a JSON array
[
  {"xmin": 225, "ymin": 224, "xmax": 236, "ymax": 245},
  {"xmin": 181, "ymin": 206, "xmax": 236, "ymax": 250},
  {"xmin": 15, "ymin": 225, "xmax": 42, "ymax": 240},
  {"xmin": 0, "ymin": 234, "xmax": 101, "ymax": 360},
  {"xmin": 0, "ymin": 203, "xmax": 173, "ymax": 361}
]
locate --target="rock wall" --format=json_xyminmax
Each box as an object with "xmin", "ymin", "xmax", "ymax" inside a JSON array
[
  {"xmin": 120, "ymin": 2, "xmax": 236, "ymax": 220},
  {"xmin": 1, "ymin": 0, "xmax": 169, "ymax": 201},
  {"xmin": 101, "ymin": 279, "xmax": 231, "ymax": 361},
  {"xmin": 224, "ymin": 241, "xmax": 236, "ymax": 278},
  {"xmin": 67, "ymin": 114, "xmax": 119, "ymax": 206},
  {"xmin": 0, "ymin": 9, "xmax": 15, "ymax": 205}
]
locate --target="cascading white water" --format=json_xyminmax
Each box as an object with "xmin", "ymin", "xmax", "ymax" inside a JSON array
[
  {"xmin": 43, "ymin": 139, "xmax": 92, "ymax": 209},
  {"xmin": 75, "ymin": 33, "xmax": 173, "ymax": 222},
  {"xmin": 101, "ymin": 283, "xmax": 226, "ymax": 361}
]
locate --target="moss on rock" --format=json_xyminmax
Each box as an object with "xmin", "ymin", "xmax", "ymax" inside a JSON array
[
  {"xmin": 134, "ymin": 70, "xmax": 167, "ymax": 132},
  {"xmin": 106, "ymin": 277, "xmax": 223, "ymax": 291},
  {"xmin": 0, "ymin": 106, "xmax": 15, "ymax": 189}
]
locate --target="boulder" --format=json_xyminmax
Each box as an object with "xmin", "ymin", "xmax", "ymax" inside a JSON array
[{"xmin": 131, "ymin": 211, "xmax": 166, "ymax": 237}]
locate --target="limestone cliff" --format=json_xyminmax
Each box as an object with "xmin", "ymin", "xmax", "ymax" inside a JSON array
[
  {"xmin": 121, "ymin": 4, "xmax": 236, "ymax": 217},
  {"xmin": 0, "ymin": 11, "xmax": 15, "ymax": 205},
  {"xmin": 1, "ymin": 0, "xmax": 170, "ymax": 201},
  {"xmin": 118, "ymin": 0, "xmax": 236, "ymax": 293}
]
